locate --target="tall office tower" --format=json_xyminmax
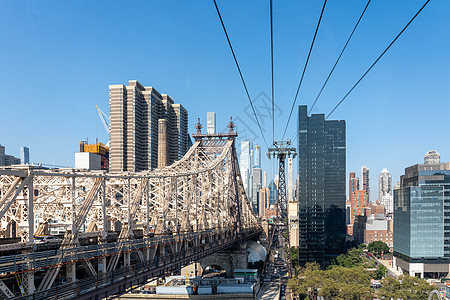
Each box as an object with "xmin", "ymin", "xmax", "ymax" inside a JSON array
[
  {"xmin": 20, "ymin": 147, "xmax": 29, "ymax": 164},
  {"xmin": 379, "ymin": 168, "xmax": 393, "ymax": 214},
  {"xmin": 288, "ymin": 157, "xmax": 294, "ymax": 202},
  {"xmin": 268, "ymin": 180, "xmax": 278, "ymax": 206},
  {"xmin": 109, "ymin": 80, "xmax": 189, "ymax": 172},
  {"xmin": 240, "ymin": 140, "xmax": 253, "ymax": 199},
  {"xmin": 252, "ymin": 167, "xmax": 262, "ymax": 214},
  {"xmin": 207, "ymin": 112, "xmax": 216, "ymax": 134},
  {"xmin": 424, "ymin": 150, "xmax": 440, "ymax": 164},
  {"xmin": 259, "ymin": 187, "xmax": 269, "ymax": 216},
  {"xmin": 254, "ymin": 145, "xmax": 261, "ymax": 168},
  {"xmin": 0, "ymin": 144, "xmax": 21, "ymax": 166},
  {"xmin": 393, "ymin": 158, "xmax": 450, "ymax": 278},
  {"xmin": 298, "ymin": 105, "xmax": 346, "ymax": 265},
  {"xmin": 361, "ymin": 165, "xmax": 370, "ymax": 201}
]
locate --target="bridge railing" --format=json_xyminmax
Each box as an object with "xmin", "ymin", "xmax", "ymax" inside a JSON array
[
  {"xmin": 0, "ymin": 229, "xmax": 236, "ymax": 275},
  {"xmin": 13, "ymin": 227, "xmax": 261, "ymax": 300}
]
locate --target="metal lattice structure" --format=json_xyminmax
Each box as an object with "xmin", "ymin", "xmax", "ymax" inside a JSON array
[
  {"xmin": 267, "ymin": 140, "xmax": 296, "ymax": 278},
  {"xmin": 0, "ymin": 119, "xmax": 260, "ymax": 299}
]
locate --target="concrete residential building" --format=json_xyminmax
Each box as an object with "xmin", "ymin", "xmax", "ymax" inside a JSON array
[
  {"xmin": 109, "ymin": 80, "xmax": 189, "ymax": 172},
  {"xmin": 0, "ymin": 144, "xmax": 20, "ymax": 166},
  {"xmin": 361, "ymin": 165, "xmax": 370, "ymax": 202},
  {"xmin": 393, "ymin": 159, "xmax": 450, "ymax": 278},
  {"xmin": 20, "ymin": 147, "xmax": 30, "ymax": 164},
  {"xmin": 297, "ymin": 105, "xmax": 346, "ymax": 265}
]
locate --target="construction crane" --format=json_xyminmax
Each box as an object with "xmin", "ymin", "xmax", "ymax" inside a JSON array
[{"xmin": 96, "ymin": 105, "xmax": 110, "ymax": 147}]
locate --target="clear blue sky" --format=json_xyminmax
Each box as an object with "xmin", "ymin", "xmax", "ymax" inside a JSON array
[{"xmin": 0, "ymin": 0, "xmax": 448, "ymax": 199}]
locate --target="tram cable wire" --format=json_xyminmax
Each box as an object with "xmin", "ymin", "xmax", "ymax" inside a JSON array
[
  {"xmin": 326, "ymin": 0, "xmax": 431, "ymax": 119},
  {"xmin": 281, "ymin": 0, "xmax": 328, "ymax": 141},
  {"xmin": 308, "ymin": 0, "xmax": 371, "ymax": 116},
  {"xmin": 290, "ymin": 0, "xmax": 371, "ymax": 143},
  {"xmin": 270, "ymin": 0, "xmax": 275, "ymax": 144},
  {"xmin": 291, "ymin": 0, "xmax": 431, "ymax": 144},
  {"xmin": 212, "ymin": 0, "xmax": 269, "ymax": 148}
]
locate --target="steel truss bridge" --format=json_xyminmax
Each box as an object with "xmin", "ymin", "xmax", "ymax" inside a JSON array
[{"xmin": 0, "ymin": 122, "xmax": 261, "ymax": 299}]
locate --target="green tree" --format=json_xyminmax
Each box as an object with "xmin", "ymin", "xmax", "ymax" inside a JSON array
[
  {"xmin": 379, "ymin": 274, "xmax": 436, "ymax": 300},
  {"xmin": 373, "ymin": 264, "xmax": 387, "ymax": 280},
  {"xmin": 288, "ymin": 263, "xmax": 374, "ymax": 300},
  {"xmin": 367, "ymin": 241, "xmax": 389, "ymax": 257},
  {"xmin": 331, "ymin": 247, "xmax": 364, "ymax": 268}
]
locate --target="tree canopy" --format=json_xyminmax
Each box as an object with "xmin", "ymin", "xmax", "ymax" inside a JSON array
[
  {"xmin": 288, "ymin": 263, "xmax": 374, "ymax": 300},
  {"xmin": 367, "ymin": 241, "xmax": 390, "ymax": 257},
  {"xmin": 379, "ymin": 275, "xmax": 437, "ymax": 300}
]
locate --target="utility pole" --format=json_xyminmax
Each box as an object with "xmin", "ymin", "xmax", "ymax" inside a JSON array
[{"xmin": 267, "ymin": 140, "xmax": 296, "ymax": 277}]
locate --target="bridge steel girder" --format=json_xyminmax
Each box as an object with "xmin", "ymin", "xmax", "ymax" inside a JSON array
[{"xmin": 0, "ymin": 130, "xmax": 260, "ymax": 296}]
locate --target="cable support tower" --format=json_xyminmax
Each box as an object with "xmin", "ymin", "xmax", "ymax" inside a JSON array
[{"xmin": 267, "ymin": 140, "xmax": 297, "ymax": 277}]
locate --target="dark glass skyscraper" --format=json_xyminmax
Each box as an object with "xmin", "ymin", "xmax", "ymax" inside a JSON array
[{"xmin": 297, "ymin": 105, "xmax": 346, "ymax": 265}]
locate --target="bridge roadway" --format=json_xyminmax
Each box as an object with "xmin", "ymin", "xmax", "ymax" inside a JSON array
[{"xmin": 7, "ymin": 227, "xmax": 260, "ymax": 300}]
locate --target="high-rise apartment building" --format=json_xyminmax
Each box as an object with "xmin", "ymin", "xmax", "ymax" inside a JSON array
[
  {"xmin": 0, "ymin": 144, "xmax": 20, "ymax": 166},
  {"xmin": 349, "ymin": 172, "xmax": 359, "ymax": 196},
  {"xmin": 361, "ymin": 165, "xmax": 370, "ymax": 202},
  {"xmin": 297, "ymin": 105, "xmax": 346, "ymax": 265},
  {"xmin": 240, "ymin": 140, "xmax": 253, "ymax": 200},
  {"xmin": 393, "ymin": 159, "xmax": 450, "ymax": 278},
  {"xmin": 109, "ymin": 80, "xmax": 189, "ymax": 172},
  {"xmin": 350, "ymin": 190, "xmax": 368, "ymax": 224},
  {"xmin": 379, "ymin": 168, "xmax": 393, "ymax": 214},
  {"xmin": 20, "ymin": 147, "xmax": 29, "ymax": 164},
  {"xmin": 207, "ymin": 112, "xmax": 216, "ymax": 135}
]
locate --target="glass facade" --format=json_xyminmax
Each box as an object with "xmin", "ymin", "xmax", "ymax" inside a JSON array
[
  {"xmin": 394, "ymin": 166, "xmax": 450, "ymax": 262},
  {"xmin": 297, "ymin": 105, "xmax": 346, "ymax": 265}
]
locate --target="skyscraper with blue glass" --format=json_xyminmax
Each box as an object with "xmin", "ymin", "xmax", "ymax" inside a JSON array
[
  {"xmin": 393, "ymin": 153, "xmax": 450, "ymax": 279},
  {"xmin": 297, "ymin": 105, "xmax": 346, "ymax": 265}
]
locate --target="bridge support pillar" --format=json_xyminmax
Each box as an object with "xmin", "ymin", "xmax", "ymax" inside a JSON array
[
  {"xmin": 66, "ymin": 262, "xmax": 76, "ymax": 283},
  {"xmin": 198, "ymin": 244, "xmax": 248, "ymax": 278}
]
